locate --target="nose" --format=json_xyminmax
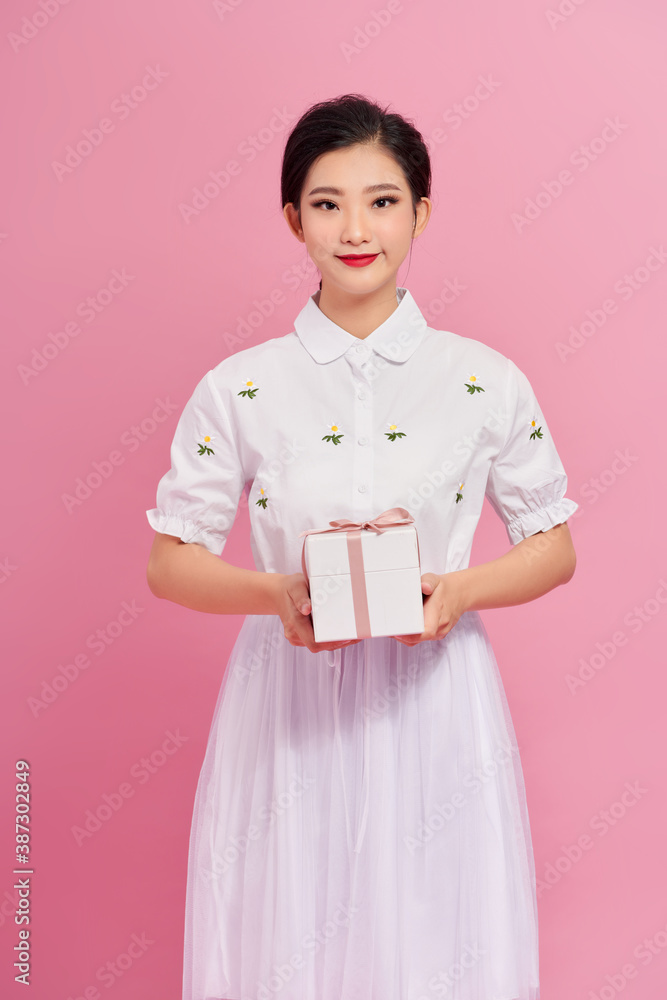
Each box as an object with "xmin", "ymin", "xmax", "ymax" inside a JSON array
[{"xmin": 339, "ymin": 207, "xmax": 373, "ymax": 246}]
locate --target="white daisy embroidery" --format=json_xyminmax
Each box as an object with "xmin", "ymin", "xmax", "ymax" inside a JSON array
[
  {"xmin": 385, "ymin": 422, "xmax": 406, "ymax": 441},
  {"xmin": 464, "ymin": 374, "xmax": 484, "ymax": 394},
  {"xmin": 197, "ymin": 434, "xmax": 215, "ymax": 456},
  {"xmin": 238, "ymin": 379, "xmax": 259, "ymax": 398},
  {"xmin": 322, "ymin": 423, "xmax": 344, "ymax": 445}
]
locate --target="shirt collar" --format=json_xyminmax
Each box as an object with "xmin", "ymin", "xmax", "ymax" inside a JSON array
[{"xmin": 293, "ymin": 286, "xmax": 428, "ymax": 364}]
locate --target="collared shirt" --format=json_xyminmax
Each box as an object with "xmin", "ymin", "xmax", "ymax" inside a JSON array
[{"xmin": 146, "ymin": 286, "xmax": 578, "ymax": 576}]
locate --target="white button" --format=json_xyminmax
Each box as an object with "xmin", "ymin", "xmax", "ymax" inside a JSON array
[
  {"xmin": 355, "ymin": 342, "xmax": 365, "ymax": 353},
  {"xmin": 357, "ymin": 391, "xmax": 367, "ymax": 400},
  {"xmin": 358, "ymin": 436, "xmax": 369, "ymax": 445},
  {"xmin": 357, "ymin": 484, "xmax": 367, "ymax": 493}
]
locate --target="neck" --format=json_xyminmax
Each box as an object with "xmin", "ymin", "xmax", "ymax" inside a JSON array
[{"xmin": 314, "ymin": 284, "xmax": 401, "ymax": 340}]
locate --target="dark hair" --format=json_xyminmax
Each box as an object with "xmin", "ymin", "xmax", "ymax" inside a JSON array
[{"xmin": 281, "ymin": 93, "xmax": 432, "ymax": 289}]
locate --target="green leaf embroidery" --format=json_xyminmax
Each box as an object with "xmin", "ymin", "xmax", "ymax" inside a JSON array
[
  {"xmin": 323, "ymin": 423, "xmax": 344, "ymax": 445},
  {"xmin": 385, "ymin": 423, "xmax": 406, "ymax": 441},
  {"xmin": 529, "ymin": 419, "xmax": 543, "ymax": 440},
  {"xmin": 465, "ymin": 372, "xmax": 485, "ymax": 394},
  {"xmin": 256, "ymin": 487, "xmax": 269, "ymax": 508},
  {"xmin": 455, "ymin": 481, "xmax": 464, "ymax": 504},
  {"xmin": 197, "ymin": 436, "xmax": 215, "ymax": 456},
  {"xmin": 238, "ymin": 379, "xmax": 259, "ymax": 398}
]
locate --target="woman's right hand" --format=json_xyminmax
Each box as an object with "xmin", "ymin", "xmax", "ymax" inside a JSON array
[{"xmin": 273, "ymin": 573, "xmax": 362, "ymax": 653}]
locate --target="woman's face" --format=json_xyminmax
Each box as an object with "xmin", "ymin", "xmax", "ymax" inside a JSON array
[{"xmin": 284, "ymin": 143, "xmax": 430, "ymax": 297}]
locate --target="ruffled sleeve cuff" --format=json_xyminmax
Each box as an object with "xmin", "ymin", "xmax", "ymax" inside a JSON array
[
  {"xmin": 145, "ymin": 509, "xmax": 226, "ymax": 557},
  {"xmin": 505, "ymin": 495, "xmax": 579, "ymax": 546}
]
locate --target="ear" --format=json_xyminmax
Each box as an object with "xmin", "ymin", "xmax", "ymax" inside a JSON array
[
  {"xmin": 412, "ymin": 197, "xmax": 432, "ymax": 238},
  {"xmin": 283, "ymin": 203, "xmax": 305, "ymax": 242}
]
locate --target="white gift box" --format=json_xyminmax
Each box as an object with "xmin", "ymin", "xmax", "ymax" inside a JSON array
[{"xmin": 299, "ymin": 508, "xmax": 425, "ymax": 642}]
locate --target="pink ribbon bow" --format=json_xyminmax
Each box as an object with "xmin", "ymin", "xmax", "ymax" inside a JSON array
[{"xmin": 298, "ymin": 506, "xmax": 420, "ymax": 639}]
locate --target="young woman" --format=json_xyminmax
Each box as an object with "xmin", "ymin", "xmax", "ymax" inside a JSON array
[{"xmin": 146, "ymin": 93, "xmax": 577, "ymax": 1000}]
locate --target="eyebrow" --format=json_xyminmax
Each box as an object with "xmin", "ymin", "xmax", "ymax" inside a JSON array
[{"xmin": 307, "ymin": 183, "xmax": 403, "ymax": 196}]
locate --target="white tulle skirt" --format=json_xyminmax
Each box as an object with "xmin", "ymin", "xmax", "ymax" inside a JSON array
[{"xmin": 182, "ymin": 610, "xmax": 540, "ymax": 1000}]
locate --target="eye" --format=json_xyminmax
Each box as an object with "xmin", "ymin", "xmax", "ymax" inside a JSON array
[{"xmin": 310, "ymin": 196, "xmax": 400, "ymax": 211}]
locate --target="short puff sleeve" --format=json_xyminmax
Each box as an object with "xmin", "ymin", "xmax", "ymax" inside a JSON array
[
  {"xmin": 485, "ymin": 357, "xmax": 579, "ymax": 545},
  {"xmin": 145, "ymin": 370, "xmax": 245, "ymax": 556}
]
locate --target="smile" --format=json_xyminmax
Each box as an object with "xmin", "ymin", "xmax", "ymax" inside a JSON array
[{"xmin": 336, "ymin": 253, "xmax": 380, "ymax": 268}]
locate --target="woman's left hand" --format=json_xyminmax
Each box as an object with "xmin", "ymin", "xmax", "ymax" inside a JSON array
[{"xmin": 391, "ymin": 572, "xmax": 468, "ymax": 645}]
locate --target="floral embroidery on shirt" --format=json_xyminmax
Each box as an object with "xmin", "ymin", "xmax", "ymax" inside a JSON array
[
  {"xmin": 197, "ymin": 435, "xmax": 215, "ymax": 456},
  {"xmin": 529, "ymin": 418, "xmax": 543, "ymax": 440},
  {"xmin": 322, "ymin": 423, "xmax": 344, "ymax": 445},
  {"xmin": 256, "ymin": 487, "xmax": 269, "ymax": 508},
  {"xmin": 456, "ymin": 481, "xmax": 464, "ymax": 503},
  {"xmin": 238, "ymin": 379, "xmax": 259, "ymax": 398},
  {"xmin": 385, "ymin": 423, "xmax": 406, "ymax": 441},
  {"xmin": 464, "ymin": 374, "xmax": 485, "ymax": 394}
]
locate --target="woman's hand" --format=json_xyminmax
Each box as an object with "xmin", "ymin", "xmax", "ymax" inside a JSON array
[
  {"xmin": 391, "ymin": 572, "xmax": 468, "ymax": 645},
  {"xmin": 273, "ymin": 572, "xmax": 362, "ymax": 654}
]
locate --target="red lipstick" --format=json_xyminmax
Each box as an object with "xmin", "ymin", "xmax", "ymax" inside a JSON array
[{"xmin": 336, "ymin": 253, "xmax": 380, "ymax": 268}]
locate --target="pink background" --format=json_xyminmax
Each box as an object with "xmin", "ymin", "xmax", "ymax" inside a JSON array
[{"xmin": 2, "ymin": 1, "xmax": 665, "ymax": 997}]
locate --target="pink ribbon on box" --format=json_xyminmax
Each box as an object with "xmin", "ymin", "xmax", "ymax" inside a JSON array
[{"xmin": 298, "ymin": 506, "xmax": 420, "ymax": 640}]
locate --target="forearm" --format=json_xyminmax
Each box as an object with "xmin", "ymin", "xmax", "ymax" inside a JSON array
[
  {"xmin": 147, "ymin": 538, "xmax": 285, "ymax": 615},
  {"xmin": 448, "ymin": 523, "xmax": 577, "ymax": 613}
]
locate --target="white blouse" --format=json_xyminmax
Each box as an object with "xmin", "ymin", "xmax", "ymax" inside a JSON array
[{"xmin": 146, "ymin": 286, "xmax": 579, "ymax": 577}]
